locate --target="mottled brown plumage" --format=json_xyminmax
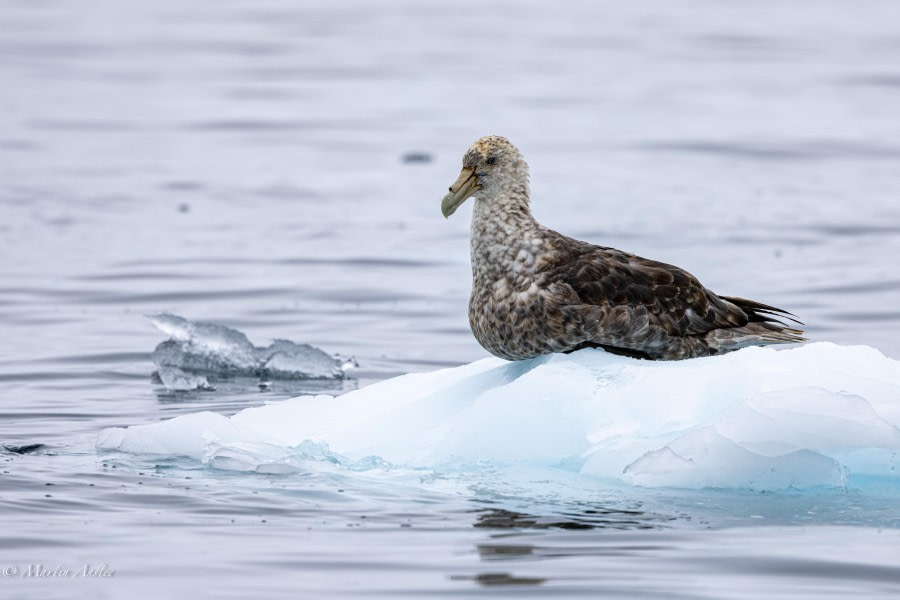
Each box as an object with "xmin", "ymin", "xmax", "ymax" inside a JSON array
[{"xmin": 441, "ymin": 136, "xmax": 805, "ymax": 361}]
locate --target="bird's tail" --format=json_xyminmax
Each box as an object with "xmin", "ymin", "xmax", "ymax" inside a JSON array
[{"xmin": 707, "ymin": 296, "xmax": 807, "ymax": 353}]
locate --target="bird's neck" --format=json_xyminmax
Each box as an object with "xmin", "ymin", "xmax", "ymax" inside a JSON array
[{"xmin": 470, "ymin": 189, "xmax": 543, "ymax": 280}]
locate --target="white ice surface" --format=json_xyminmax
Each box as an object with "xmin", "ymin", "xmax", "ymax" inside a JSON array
[{"xmin": 98, "ymin": 343, "xmax": 900, "ymax": 490}]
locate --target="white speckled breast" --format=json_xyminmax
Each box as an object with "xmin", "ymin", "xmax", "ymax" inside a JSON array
[{"xmin": 467, "ymin": 193, "xmax": 574, "ymax": 360}]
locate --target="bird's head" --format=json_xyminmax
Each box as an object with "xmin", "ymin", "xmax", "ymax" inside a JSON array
[{"xmin": 441, "ymin": 136, "xmax": 528, "ymax": 218}]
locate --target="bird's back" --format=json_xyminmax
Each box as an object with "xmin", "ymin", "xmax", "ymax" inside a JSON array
[{"xmin": 470, "ymin": 228, "xmax": 804, "ymax": 360}]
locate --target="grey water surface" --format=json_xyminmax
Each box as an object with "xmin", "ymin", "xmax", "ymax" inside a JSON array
[{"xmin": 2, "ymin": 0, "xmax": 900, "ymax": 598}]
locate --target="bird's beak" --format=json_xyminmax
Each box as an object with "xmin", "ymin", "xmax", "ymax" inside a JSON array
[{"xmin": 441, "ymin": 166, "xmax": 481, "ymax": 218}]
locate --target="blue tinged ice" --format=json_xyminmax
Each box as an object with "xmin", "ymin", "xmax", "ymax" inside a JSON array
[
  {"xmin": 147, "ymin": 313, "xmax": 354, "ymax": 389},
  {"xmin": 100, "ymin": 342, "xmax": 900, "ymax": 491}
]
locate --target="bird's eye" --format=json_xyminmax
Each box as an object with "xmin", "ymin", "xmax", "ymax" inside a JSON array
[{"xmin": 486, "ymin": 157, "xmax": 497, "ymax": 165}]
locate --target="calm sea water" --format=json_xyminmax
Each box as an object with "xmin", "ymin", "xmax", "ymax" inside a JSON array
[{"xmin": 3, "ymin": 0, "xmax": 900, "ymax": 597}]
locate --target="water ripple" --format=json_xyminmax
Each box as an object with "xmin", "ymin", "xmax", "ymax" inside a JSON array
[{"xmin": 635, "ymin": 140, "xmax": 900, "ymax": 161}]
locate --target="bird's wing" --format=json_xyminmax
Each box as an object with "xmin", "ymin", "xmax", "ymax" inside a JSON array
[{"xmin": 547, "ymin": 240, "xmax": 749, "ymax": 337}]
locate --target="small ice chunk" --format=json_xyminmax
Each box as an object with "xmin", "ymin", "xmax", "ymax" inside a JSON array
[
  {"xmin": 156, "ymin": 366, "xmax": 214, "ymax": 392},
  {"xmin": 339, "ymin": 356, "xmax": 360, "ymax": 372},
  {"xmin": 146, "ymin": 313, "xmax": 352, "ymax": 390},
  {"xmin": 260, "ymin": 339, "xmax": 346, "ymax": 379},
  {"xmin": 148, "ymin": 313, "xmax": 257, "ymax": 371}
]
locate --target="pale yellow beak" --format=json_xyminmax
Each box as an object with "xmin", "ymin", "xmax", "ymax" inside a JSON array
[{"xmin": 441, "ymin": 166, "xmax": 481, "ymax": 218}]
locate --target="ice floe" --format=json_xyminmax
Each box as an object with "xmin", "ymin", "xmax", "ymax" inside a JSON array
[{"xmin": 101, "ymin": 342, "xmax": 900, "ymax": 490}]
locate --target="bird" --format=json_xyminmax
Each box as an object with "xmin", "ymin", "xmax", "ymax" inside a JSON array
[{"xmin": 440, "ymin": 135, "xmax": 805, "ymax": 361}]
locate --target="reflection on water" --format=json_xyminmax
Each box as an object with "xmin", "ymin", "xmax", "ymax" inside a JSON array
[
  {"xmin": 450, "ymin": 572, "xmax": 548, "ymax": 586},
  {"xmin": 151, "ymin": 374, "xmax": 355, "ymax": 402},
  {"xmin": 473, "ymin": 507, "xmax": 671, "ymax": 531},
  {"xmin": 1, "ymin": 443, "xmax": 47, "ymax": 455}
]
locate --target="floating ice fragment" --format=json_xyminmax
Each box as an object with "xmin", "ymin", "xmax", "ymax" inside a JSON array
[
  {"xmin": 260, "ymin": 339, "xmax": 352, "ymax": 379},
  {"xmin": 147, "ymin": 313, "xmax": 352, "ymax": 390},
  {"xmin": 156, "ymin": 365, "xmax": 214, "ymax": 392}
]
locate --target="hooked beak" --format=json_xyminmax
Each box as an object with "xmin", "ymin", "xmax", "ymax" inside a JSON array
[{"xmin": 440, "ymin": 166, "xmax": 481, "ymax": 218}]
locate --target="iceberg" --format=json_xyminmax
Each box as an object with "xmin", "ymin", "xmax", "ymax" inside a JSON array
[
  {"xmin": 99, "ymin": 342, "xmax": 900, "ymax": 491},
  {"xmin": 147, "ymin": 313, "xmax": 356, "ymax": 390}
]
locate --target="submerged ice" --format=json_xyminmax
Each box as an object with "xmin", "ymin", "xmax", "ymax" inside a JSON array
[
  {"xmin": 148, "ymin": 313, "xmax": 354, "ymax": 390},
  {"xmin": 101, "ymin": 342, "xmax": 900, "ymax": 491}
]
